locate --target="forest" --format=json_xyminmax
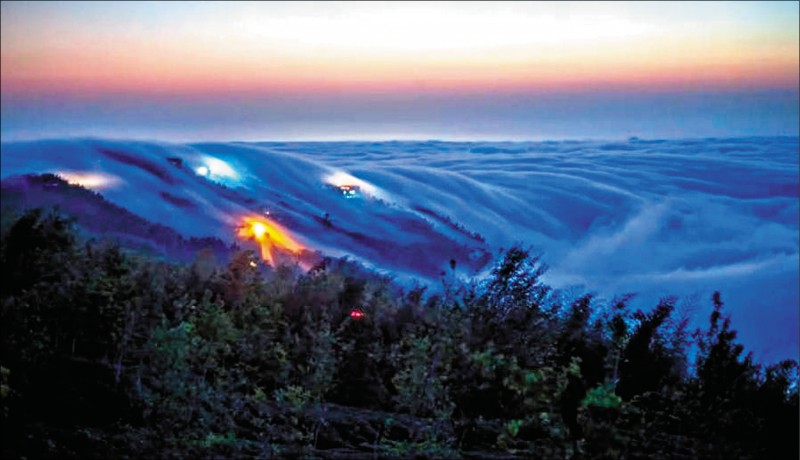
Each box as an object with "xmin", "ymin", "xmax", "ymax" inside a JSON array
[{"xmin": 1, "ymin": 194, "xmax": 798, "ymax": 459}]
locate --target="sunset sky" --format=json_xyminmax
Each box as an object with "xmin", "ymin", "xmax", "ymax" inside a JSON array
[{"xmin": 2, "ymin": 1, "xmax": 798, "ymax": 141}]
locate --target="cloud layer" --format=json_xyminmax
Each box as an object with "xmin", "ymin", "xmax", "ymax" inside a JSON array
[{"xmin": 1, "ymin": 136, "xmax": 797, "ymax": 362}]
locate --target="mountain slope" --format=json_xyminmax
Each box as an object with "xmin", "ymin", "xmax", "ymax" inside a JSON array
[{"xmin": 1, "ymin": 136, "xmax": 797, "ymax": 362}]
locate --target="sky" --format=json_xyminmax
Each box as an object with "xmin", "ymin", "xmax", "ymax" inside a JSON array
[{"xmin": 1, "ymin": 1, "xmax": 798, "ymax": 141}]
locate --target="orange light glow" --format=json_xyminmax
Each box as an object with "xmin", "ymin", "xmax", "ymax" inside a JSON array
[
  {"xmin": 251, "ymin": 221, "xmax": 267, "ymax": 239},
  {"xmin": 236, "ymin": 215, "xmax": 305, "ymax": 266}
]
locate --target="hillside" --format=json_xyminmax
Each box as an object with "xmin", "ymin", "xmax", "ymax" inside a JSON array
[
  {"xmin": 1, "ymin": 174, "xmax": 232, "ymax": 263},
  {"xmin": 1, "ymin": 207, "xmax": 797, "ymax": 459}
]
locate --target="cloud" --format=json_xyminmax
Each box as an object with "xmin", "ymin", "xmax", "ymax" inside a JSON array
[
  {"xmin": 637, "ymin": 253, "xmax": 797, "ymax": 283},
  {"xmin": 1, "ymin": 135, "xmax": 797, "ymax": 362}
]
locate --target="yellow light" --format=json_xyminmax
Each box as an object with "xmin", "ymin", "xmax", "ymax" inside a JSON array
[
  {"xmin": 252, "ymin": 221, "xmax": 267, "ymax": 239},
  {"xmin": 236, "ymin": 215, "xmax": 305, "ymax": 266}
]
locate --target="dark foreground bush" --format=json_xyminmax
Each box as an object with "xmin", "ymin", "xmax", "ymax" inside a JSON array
[{"xmin": 1, "ymin": 208, "xmax": 797, "ymax": 459}]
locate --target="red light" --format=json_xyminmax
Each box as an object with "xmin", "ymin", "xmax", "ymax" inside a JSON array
[{"xmin": 349, "ymin": 309, "xmax": 366, "ymax": 320}]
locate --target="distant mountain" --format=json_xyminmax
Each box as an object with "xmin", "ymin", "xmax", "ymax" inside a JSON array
[
  {"xmin": 1, "ymin": 174, "xmax": 232, "ymax": 263},
  {"xmin": 0, "ymin": 139, "xmax": 496, "ymax": 280},
  {"xmin": 0, "ymin": 171, "xmax": 493, "ymax": 279}
]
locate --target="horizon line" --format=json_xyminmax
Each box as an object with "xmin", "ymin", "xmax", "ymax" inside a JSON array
[{"xmin": 2, "ymin": 133, "xmax": 799, "ymax": 145}]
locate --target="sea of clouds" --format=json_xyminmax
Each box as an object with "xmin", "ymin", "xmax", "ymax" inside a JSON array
[{"xmin": 1, "ymin": 136, "xmax": 797, "ymax": 363}]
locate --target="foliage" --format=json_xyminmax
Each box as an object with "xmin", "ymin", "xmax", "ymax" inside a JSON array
[
  {"xmin": 1, "ymin": 207, "xmax": 797, "ymax": 459},
  {"xmin": 581, "ymin": 385, "xmax": 622, "ymax": 409}
]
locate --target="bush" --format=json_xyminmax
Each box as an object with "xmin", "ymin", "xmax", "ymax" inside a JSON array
[{"xmin": 0, "ymin": 209, "xmax": 797, "ymax": 459}]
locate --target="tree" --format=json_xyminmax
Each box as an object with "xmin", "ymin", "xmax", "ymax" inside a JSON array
[
  {"xmin": 616, "ymin": 300, "xmax": 678, "ymax": 400},
  {"xmin": 482, "ymin": 245, "xmax": 549, "ymax": 316}
]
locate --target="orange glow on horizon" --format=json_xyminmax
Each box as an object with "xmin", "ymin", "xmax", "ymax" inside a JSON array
[
  {"xmin": 2, "ymin": 15, "xmax": 798, "ymax": 98},
  {"xmin": 236, "ymin": 215, "xmax": 305, "ymax": 266},
  {"xmin": 2, "ymin": 52, "xmax": 797, "ymax": 97},
  {"xmin": 1, "ymin": 1, "xmax": 797, "ymax": 140}
]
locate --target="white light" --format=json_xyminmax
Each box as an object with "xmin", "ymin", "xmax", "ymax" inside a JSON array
[
  {"xmin": 204, "ymin": 157, "xmax": 238, "ymax": 179},
  {"xmin": 324, "ymin": 171, "xmax": 375, "ymax": 193},
  {"xmin": 196, "ymin": 166, "xmax": 209, "ymax": 176},
  {"xmin": 56, "ymin": 171, "xmax": 121, "ymax": 190},
  {"xmin": 323, "ymin": 170, "xmax": 392, "ymax": 201}
]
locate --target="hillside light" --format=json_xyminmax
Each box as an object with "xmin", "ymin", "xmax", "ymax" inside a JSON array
[
  {"xmin": 55, "ymin": 171, "xmax": 121, "ymax": 190},
  {"xmin": 236, "ymin": 215, "xmax": 305, "ymax": 266},
  {"xmin": 251, "ymin": 221, "xmax": 267, "ymax": 239}
]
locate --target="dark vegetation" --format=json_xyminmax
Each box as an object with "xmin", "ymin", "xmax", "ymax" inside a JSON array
[
  {"xmin": 1, "ymin": 190, "xmax": 798, "ymax": 459},
  {"xmin": 1, "ymin": 174, "xmax": 230, "ymax": 263},
  {"xmin": 413, "ymin": 206, "xmax": 486, "ymax": 243}
]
